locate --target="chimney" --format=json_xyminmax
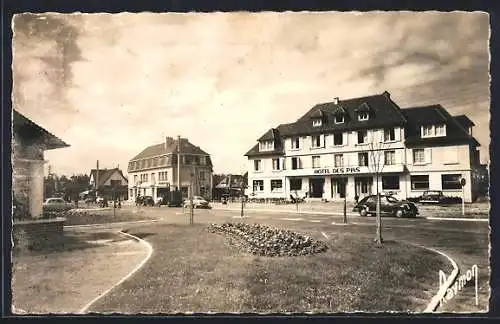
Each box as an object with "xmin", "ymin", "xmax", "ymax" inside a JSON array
[
  {"xmin": 333, "ymin": 97, "xmax": 339, "ymax": 104},
  {"xmin": 165, "ymin": 136, "xmax": 174, "ymax": 150},
  {"xmin": 383, "ymin": 91, "xmax": 390, "ymax": 98}
]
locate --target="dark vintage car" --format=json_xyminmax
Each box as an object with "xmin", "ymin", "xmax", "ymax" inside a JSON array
[
  {"xmin": 418, "ymin": 190, "xmax": 462, "ymax": 204},
  {"xmin": 136, "ymin": 195, "xmax": 155, "ymax": 207},
  {"xmin": 353, "ymin": 195, "xmax": 419, "ymax": 218}
]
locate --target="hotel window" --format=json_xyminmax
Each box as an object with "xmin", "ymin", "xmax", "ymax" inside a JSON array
[
  {"xmin": 358, "ymin": 152, "xmax": 369, "ymax": 167},
  {"xmin": 435, "ymin": 124, "xmax": 446, "ymax": 136},
  {"xmin": 271, "ymin": 180, "xmax": 283, "ymax": 192},
  {"xmin": 291, "ymin": 137, "xmax": 300, "ymax": 149},
  {"xmin": 291, "ymin": 157, "xmax": 301, "ymax": 170},
  {"xmin": 421, "ymin": 124, "xmax": 447, "ymax": 138},
  {"xmin": 254, "ymin": 160, "xmax": 262, "ymax": 172},
  {"xmin": 312, "ymin": 119, "xmax": 322, "ymax": 127},
  {"xmin": 129, "ymin": 189, "xmax": 133, "ymax": 197},
  {"xmin": 335, "ymin": 115, "xmax": 344, "ymax": 124},
  {"xmin": 194, "ymin": 156, "xmax": 200, "ymax": 165},
  {"xmin": 272, "ymin": 158, "xmax": 281, "ymax": 170},
  {"xmin": 442, "ymin": 174, "xmax": 462, "ymax": 190},
  {"xmin": 357, "ymin": 130, "xmax": 367, "ymax": 144},
  {"xmin": 200, "ymin": 156, "xmax": 206, "ymax": 165},
  {"xmin": 384, "ymin": 127, "xmax": 396, "ymax": 142},
  {"xmin": 411, "ymin": 175, "xmax": 429, "ymax": 190},
  {"xmin": 260, "ymin": 140, "xmax": 274, "ymax": 151},
  {"xmin": 311, "ymin": 135, "xmax": 322, "ymax": 148},
  {"xmin": 382, "ymin": 175, "xmax": 400, "ymax": 190},
  {"xmin": 151, "ymin": 173, "xmax": 155, "ymax": 183},
  {"xmin": 253, "ymin": 180, "xmax": 264, "ymax": 192},
  {"xmin": 384, "ymin": 151, "xmax": 396, "ymax": 165},
  {"xmin": 159, "ymin": 171, "xmax": 168, "ymax": 182},
  {"xmin": 140, "ymin": 160, "xmax": 145, "ymax": 169},
  {"xmin": 199, "ymin": 171, "xmax": 205, "ymax": 181},
  {"xmin": 134, "ymin": 175, "xmax": 138, "ymax": 183},
  {"xmin": 334, "ymin": 154, "xmax": 344, "ymax": 167},
  {"xmin": 358, "ymin": 112, "xmax": 369, "ymax": 121},
  {"xmin": 333, "ymin": 132, "xmax": 343, "ymax": 146},
  {"xmin": 413, "ymin": 149, "xmax": 425, "ymax": 164},
  {"xmin": 152, "ymin": 158, "xmax": 158, "ymax": 167},
  {"xmin": 290, "ymin": 178, "xmax": 302, "ymax": 191},
  {"xmin": 312, "ymin": 156, "xmax": 321, "ymax": 169}
]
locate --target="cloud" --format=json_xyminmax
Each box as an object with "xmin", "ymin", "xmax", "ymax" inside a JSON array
[{"xmin": 14, "ymin": 12, "xmax": 490, "ymax": 176}]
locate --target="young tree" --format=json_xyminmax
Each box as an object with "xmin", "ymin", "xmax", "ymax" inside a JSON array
[{"xmin": 368, "ymin": 136, "xmax": 387, "ymax": 245}]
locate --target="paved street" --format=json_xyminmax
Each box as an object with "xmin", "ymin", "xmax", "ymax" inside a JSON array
[{"xmin": 68, "ymin": 204, "xmax": 489, "ymax": 312}]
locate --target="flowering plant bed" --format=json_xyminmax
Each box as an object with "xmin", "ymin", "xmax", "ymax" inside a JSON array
[{"xmin": 207, "ymin": 223, "xmax": 328, "ymax": 257}]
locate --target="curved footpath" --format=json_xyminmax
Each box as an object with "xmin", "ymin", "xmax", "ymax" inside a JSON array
[{"xmin": 12, "ymin": 230, "xmax": 152, "ymax": 314}]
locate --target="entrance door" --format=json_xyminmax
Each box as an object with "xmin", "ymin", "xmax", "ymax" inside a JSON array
[
  {"xmin": 331, "ymin": 177, "xmax": 347, "ymax": 199},
  {"xmin": 355, "ymin": 177, "xmax": 373, "ymax": 199},
  {"xmin": 309, "ymin": 178, "xmax": 325, "ymax": 198}
]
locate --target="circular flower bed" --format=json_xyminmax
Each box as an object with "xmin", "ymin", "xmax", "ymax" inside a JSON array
[{"xmin": 207, "ymin": 223, "xmax": 328, "ymax": 257}]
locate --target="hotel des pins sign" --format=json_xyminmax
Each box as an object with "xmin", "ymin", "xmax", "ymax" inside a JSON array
[{"xmin": 313, "ymin": 167, "xmax": 362, "ymax": 175}]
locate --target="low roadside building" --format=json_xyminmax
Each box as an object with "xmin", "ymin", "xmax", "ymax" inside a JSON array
[
  {"xmin": 127, "ymin": 136, "xmax": 213, "ymax": 201},
  {"xmin": 244, "ymin": 91, "xmax": 482, "ymax": 203},
  {"xmin": 89, "ymin": 167, "xmax": 128, "ymax": 201},
  {"xmin": 12, "ymin": 110, "xmax": 69, "ymax": 219}
]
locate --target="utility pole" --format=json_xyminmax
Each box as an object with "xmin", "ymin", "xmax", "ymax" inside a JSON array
[
  {"xmin": 343, "ymin": 178, "xmax": 347, "ymax": 224},
  {"xmin": 96, "ymin": 160, "xmax": 99, "ymax": 199},
  {"xmin": 240, "ymin": 178, "xmax": 245, "ymax": 218}
]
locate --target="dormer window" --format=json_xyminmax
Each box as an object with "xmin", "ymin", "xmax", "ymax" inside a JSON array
[
  {"xmin": 421, "ymin": 124, "xmax": 447, "ymax": 138},
  {"xmin": 334, "ymin": 115, "xmax": 344, "ymax": 124},
  {"xmin": 358, "ymin": 112, "xmax": 369, "ymax": 121},
  {"xmin": 259, "ymin": 140, "xmax": 274, "ymax": 151},
  {"xmin": 312, "ymin": 119, "xmax": 322, "ymax": 127}
]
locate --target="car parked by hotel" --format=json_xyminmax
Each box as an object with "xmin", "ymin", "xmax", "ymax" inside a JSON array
[
  {"xmin": 353, "ymin": 194, "xmax": 419, "ymax": 218},
  {"xmin": 417, "ymin": 190, "xmax": 463, "ymax": 204}
]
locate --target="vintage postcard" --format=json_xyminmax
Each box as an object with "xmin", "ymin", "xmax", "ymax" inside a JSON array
[{"xmin": 11, "ymin": 11, "xmax": 490, "ymax": 314}]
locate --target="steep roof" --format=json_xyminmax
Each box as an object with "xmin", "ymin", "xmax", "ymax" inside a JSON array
[
  {"xmin": 13, "ymin": 110, "xmax": 69, "ymax": 150},
  {"xmin": 90, "ymin": 168, "xmax": 128, "ymax": 186},
  {"xmin": 130, "ymin": 137, "xmax": 210, "ymax": 161},
  {"xmin": 245, "ymin": 91, "xmax": 407, "ymax": 157},
  {"xmin": 453, "ymin": 115, "xmax": 476, "ymax": 128},
  {"xmin": 280, "ymin": 91, "xmax": 407, "ymax": 136},
  {"xmin": 402, "ymin": 105, "xmax": 480, "ymax": 147}
]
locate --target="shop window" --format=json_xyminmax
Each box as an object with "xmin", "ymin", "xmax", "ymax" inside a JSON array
[
  {"xmin": 411, "ymin": 175, "xmax": 429, "ymax": 190},
  {"xmin": 290, "ymin": 178, "xmax": 302, "ymax": 191},
  {"xmin": 253, "ymin": 180, "xmax": 264, "ymax": 192},
  {"xmin": 382, "ymin": 176, "xmax": 400, "ymax": 190},
  {"xmin": 271, "ymin": 180, "xmax": 283, "ymax": 192},
  {"xmin": 442, "ymin": 174, "xmax": 462, "ymax": 190}
]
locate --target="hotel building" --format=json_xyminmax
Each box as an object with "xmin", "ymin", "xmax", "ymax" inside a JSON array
[
  {"xmin": 244, "ymin": 91, "xmax": 481, "ymax": 203},
  {"xmin": 127, "ymin": 136, "xmax": 213, "ymax": 202}
]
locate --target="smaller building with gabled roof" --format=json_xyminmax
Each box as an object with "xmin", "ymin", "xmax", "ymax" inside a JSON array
[
  {"xmin": 89, "ymin": 167, "xmax": 128, "ymax": 201},
  {"xmin": 127, "ymin": 136, "xmax": 213, "ymax": 201}
]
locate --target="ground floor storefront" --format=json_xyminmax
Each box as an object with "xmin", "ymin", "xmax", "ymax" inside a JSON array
[
  {"xmin": 248, "ymin": 170, "xmax": 476, "ymax": 203},
  {"xmin": 128, "ymin": 184, "xmax": 212, "ymax": 202}
]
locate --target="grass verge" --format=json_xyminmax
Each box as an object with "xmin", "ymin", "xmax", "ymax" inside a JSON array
[
  {"xmin": 62, "ymin": 208, "xmax": 159, "ymax": 226},
  {"xmin": 88, "ymin": 223, "xmax": 451, "ymax": 313},
  {"xmin": 12, "ymin": 230, "xmax": 148, "ymax": 314}
]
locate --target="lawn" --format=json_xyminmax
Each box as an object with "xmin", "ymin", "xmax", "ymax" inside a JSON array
[
  {"xmin": 88, "ymin": 223, "xmax": 452, "ymax": 313},
  {"xmin": 60, "ymin": 207, "xmax": 160, "ymax": 226},
  {"xmin": 11, "ymin": 230, "xmax": 149, "ymax": 314}
]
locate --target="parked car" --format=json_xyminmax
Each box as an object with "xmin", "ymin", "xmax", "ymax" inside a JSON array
[
  {"xmin": 352, "ymin": 194, "xmax": 419, "ymax": 218},
  {"xmin": 136, "ymin": 195, "xmax": 155, "ymax": 207},
  {"xmin": 42, "ymin": 197, "xmax": 73, "ymax": 212},
  {"xmin": 184, "ymin": 196, "xmax": 211, "ymax": 209},
  {"xmin": 418, "ymin": 190, "xmax": 462, "ymax": 204},
  {"xmin": 418, "ymin": 190, "xmax": 446, "ymax": 204}
]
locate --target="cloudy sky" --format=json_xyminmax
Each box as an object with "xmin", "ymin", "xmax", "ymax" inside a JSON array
[{"xmin": 12, "ymin": 11, "xmax": 490, "ymax": 177}]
